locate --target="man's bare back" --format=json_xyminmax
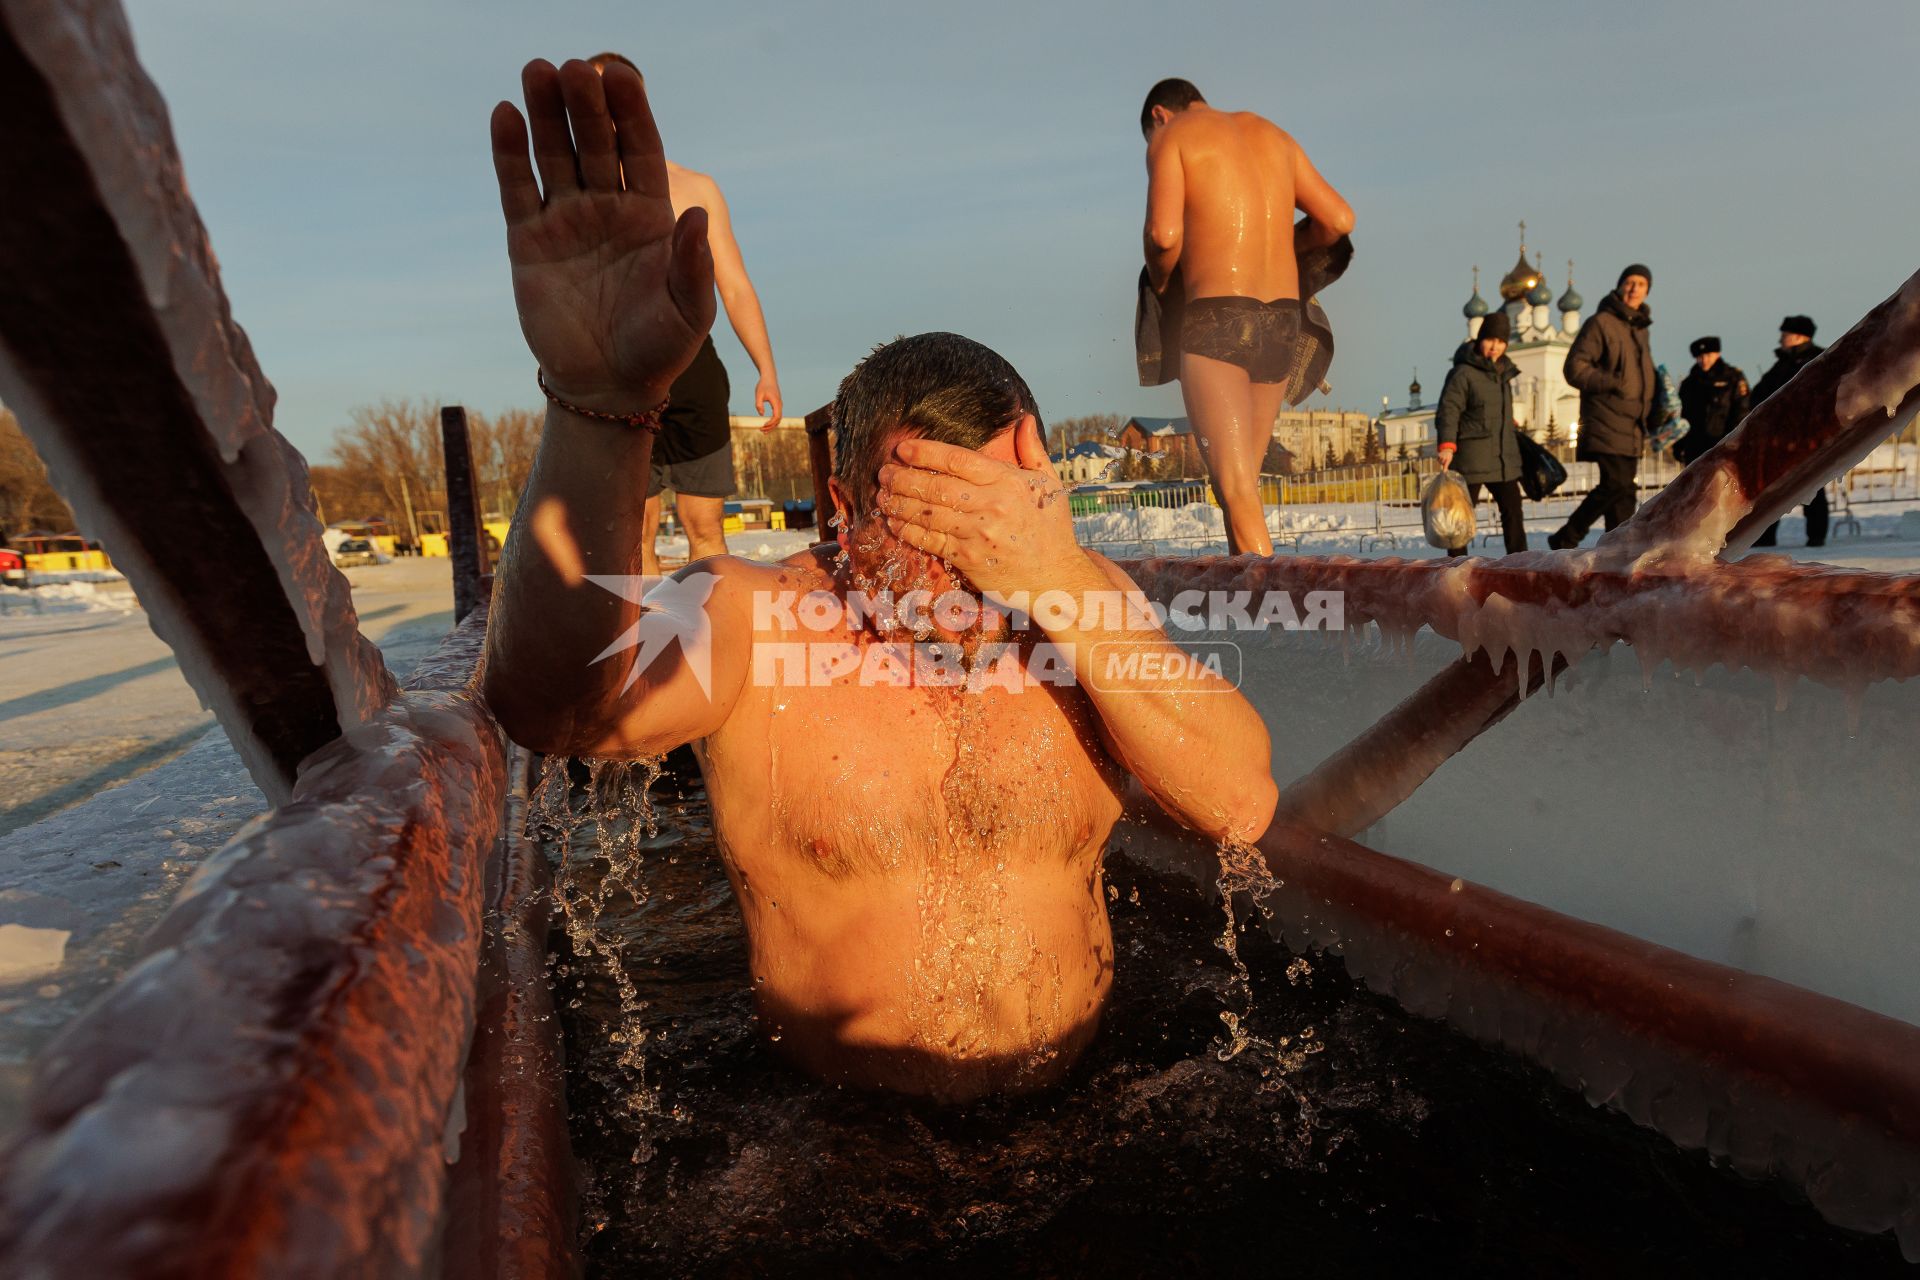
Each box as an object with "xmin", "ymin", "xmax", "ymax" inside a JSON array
[
  {"xmin": 1144, "ymin": 101, "xmax": 1349, "ymax": 303},
  {"xmin": 1152, "ymin": 110, "xmax": 1303, "ymax": 301}
]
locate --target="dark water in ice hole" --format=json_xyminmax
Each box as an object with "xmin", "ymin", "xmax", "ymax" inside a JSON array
[{"xmin": 540, "ymin": 752, "xmax": 1904, "ymax": 1276}]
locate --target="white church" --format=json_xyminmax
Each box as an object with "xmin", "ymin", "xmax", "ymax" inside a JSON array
[{"xmin": 1380, "ymin": 226, "xmax": 1587, "ymax": 458}]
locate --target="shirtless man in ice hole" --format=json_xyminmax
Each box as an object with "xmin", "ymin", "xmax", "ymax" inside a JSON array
[{"xmin": 483, "ymin": 59, "xmax": 1278, "ymax": 1102}]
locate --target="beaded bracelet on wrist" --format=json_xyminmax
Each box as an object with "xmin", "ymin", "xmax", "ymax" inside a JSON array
[{"xmin": 536, "ymin": 369, "xmax": 669, "ymax": 432}]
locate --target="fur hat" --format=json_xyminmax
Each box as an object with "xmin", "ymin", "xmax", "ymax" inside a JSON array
[
  {"xmin": 1689, "ymin": 336, "xmax": 1721, "ymax": 357},
  {"xmin": 1780, "ymin": 315, "xmax": 1817, "ymax": 338}
]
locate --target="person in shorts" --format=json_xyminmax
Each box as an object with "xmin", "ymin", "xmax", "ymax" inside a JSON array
[
  {"xmin": 589, "ymin": 52, "xmax": 784, "ymax": 573},
  {"xmin": 644, "ymin": 336, "xmax": 737, "ymax": 571},
  {"xmin": 1139, "ymin": 77, "xmax": 1354, "ymax": 557}
]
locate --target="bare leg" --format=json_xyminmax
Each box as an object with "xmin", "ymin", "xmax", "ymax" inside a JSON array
[
  {"xmin": 1181, "ymin": 352, "xmax": 1273, "ymax": 557},
  {"xmin": 640, "ymin": 493, "xmax": 664, "ymax": 576},
  {"xmin": 678, "ymin": 493, "xmax": 730, "ymax": 563},
  {"xmin": 1249, "ymin": 380, "xmax": 1286, "ymax": 541}
]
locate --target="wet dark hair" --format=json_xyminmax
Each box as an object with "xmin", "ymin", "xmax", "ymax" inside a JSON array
[
  {"xmin": 589, "ymin": 50, "xmax": 643, "ymax": 84},
  {"xmin": 1141, "ymin": 78, "xmax": 1205, "ymax": 137},
  {"xmin": 831, "ymin": 333, "xmax": 1041, "ymax": 518}
]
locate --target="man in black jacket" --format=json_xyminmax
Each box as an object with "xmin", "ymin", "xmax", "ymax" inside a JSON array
[
  {"xmin": 1673, "ymin": 336, "xmax": 1748, "ymax": 465},
  {"xmin": 1752, "ymin": 315, "xmax": 1828, "ymax": 547},
  {"xmin": 1435, "ymin": 310, "xmax": 1526, "ymax": 556},
  {"xmin": 1549, "ymin": 264, "xmax": 1654, "ymax": 548}
]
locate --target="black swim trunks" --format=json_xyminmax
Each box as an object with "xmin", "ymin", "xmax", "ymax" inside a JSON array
[
  {"xmin": 1180, "ymin": 296, "xmax": 1307, "ymax": 385},
  {"xmin": 655, "ymin": 336, "xmax": 731, "ymax": 464}
]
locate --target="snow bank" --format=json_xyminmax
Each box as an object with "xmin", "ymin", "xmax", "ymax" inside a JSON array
[
  {"xmin": 653, "ymin": 527, "xmax": 826, "ymax": 564},
  {"xmin": 0, "ymin": 582, "xmax": 136, "ymax": 617},
  {"xmin": 1077, "ymin": 494, "xmax": 1920, "ymax": 558},
  {"xmin": 25, "ymin": 568, "xmax": 126, "ymax": 585}
]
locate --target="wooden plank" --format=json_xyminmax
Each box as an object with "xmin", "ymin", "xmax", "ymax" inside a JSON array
[
  {"xmin": 443, "ymin": 405, "xmax": 493, "ymax": 625},
  {"xmin": 804, "ymin": 402, "xmax": 838, "ymax": 533}
]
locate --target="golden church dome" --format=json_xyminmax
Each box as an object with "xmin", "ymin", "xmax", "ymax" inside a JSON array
[{"xmin": 1497, "ymin": 247, "xmax": 1542, "ymax": 303}]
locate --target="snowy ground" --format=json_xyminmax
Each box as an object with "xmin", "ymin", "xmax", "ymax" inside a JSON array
[
  {"xmin": 1074, "ymin": 493, "xmax": 1920, "ymax": 567},
  {"xmin": 653, "ymin": 526, "xmax": 825, "ymax": 565},
  {"xmin": 0, "ymin": 557, "xmax": 456, "ymax": 1134},
  {"xmin": 0, "ymin": 559, "xmax": 454, "ymax": 837}
]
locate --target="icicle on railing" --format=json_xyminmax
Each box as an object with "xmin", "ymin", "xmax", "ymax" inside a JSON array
[{"xmin": 1120, "ymin": 267, "xmax": 1920, "ymax": 835}]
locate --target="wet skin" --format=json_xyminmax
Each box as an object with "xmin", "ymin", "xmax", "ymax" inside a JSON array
[
  {"xmin": 691, "ymin": 546, "xmax": 1128, "ymax": 1100},
  {"xmin": 483, "ymin": 59, "xmax": 1277, "ymax": 1101},
  {"xmin": 1143, "ymin": 102, "xmax": 1354, "ymax": 557}
]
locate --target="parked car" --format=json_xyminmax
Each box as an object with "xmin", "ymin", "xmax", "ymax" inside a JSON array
[
  {"xmin": 332, "ymin": 537, "xmax": 378, "ymax": 568},
  {"xmin": 0, "ymin": 547, "xmax": 25, "ymax": 587}
]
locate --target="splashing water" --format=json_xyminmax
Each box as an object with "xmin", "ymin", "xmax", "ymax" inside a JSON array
[
  {"xmin": 1210, "ymin": 837, "xmax": 1282, "ymax": 1062},
  {"xmin": 528, "ymin": 752, "xmax": 668, "ymax": 1188}
]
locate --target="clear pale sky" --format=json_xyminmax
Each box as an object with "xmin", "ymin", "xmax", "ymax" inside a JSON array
[{"xmin": 122, "ymin": 0, "xmax": 1920, "ymax": 461}]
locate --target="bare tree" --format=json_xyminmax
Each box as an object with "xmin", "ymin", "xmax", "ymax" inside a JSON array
[
  {"xmin": 1048, "ymin": 413, "xmax": 1125, "ymax": 453},
  {"xmin": 330, "ymin": 399, "xmax": 445, "ymax": 528},
  {"xmin": 0, "ymin": 410, "xmax": 76, "ymax": 536},
  {"xmin": 729, "ymin": 422, "xmax": 814, "ymax": 502},
  {"xmin": 469, "ymin": 407, "xmax": 542, "ymax": 519},
  {"xmin": 308, "ymin": 463, "xmax": 390, "ymax": 528}
]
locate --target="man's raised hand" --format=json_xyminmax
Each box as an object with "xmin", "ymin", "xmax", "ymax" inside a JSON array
[{"xmin": 491, "ymin": 59, "xmax": 715, "ymax": 414}]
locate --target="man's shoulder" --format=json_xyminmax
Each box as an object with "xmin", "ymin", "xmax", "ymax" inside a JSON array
[
  {"xmin": 688, "ymin": 548, "xmax": 828, "ymax": 582},
  {"xmin": 1231, "ymin": 111, "xmax": 1295, "ymax": 153},
  {"xmin": 675, "ymin": 552, "xmax": 799, "ymax": 602},
  {"xmin": 667, "ymin": 163, "xmax": 724, "ymax": 207},
  {"xmin": 668, "ymin": 552, "xmax": 832, "ymax": 638}
]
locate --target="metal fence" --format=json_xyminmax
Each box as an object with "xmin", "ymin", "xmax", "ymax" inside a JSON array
[{"xmin": 1075, "ymin": 439, "xmax": 1920, "ymax": 556}]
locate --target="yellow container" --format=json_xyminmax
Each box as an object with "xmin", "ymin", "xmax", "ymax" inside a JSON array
[{"xmin": 23, "ymin": 548, "xmax": 112, "ymax": 574}]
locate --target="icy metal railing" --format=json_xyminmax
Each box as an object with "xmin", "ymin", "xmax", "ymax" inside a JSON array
[
  {"xmin": 0, "ymin": 613, "xmax": 514, "ymax": 1275},
  {"xmin": 0, "ymin": 5, "xmax": 572, "ymax": 1272},
  {"xmin": 1120, "ymin": 266, "xmax": 1920, "ymax": 1256},
  {"xmin": 0, "ymin": 0, "xmax": 395, "ymax": 804},
  {"xmin": 1240, "ymin": 816, "xmax": 1920, "ymax": 1252}
]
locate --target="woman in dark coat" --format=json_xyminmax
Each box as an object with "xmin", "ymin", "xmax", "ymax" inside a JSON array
[{"xmin": 1435, "ymin": 310, "xmax": 1527, "ymax": 557}]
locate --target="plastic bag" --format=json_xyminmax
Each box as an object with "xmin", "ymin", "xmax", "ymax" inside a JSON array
[
  {"xmin": 1421, "ymin": 470, "xmax": 1477, "ymax": 550},
  {"xmin": 1647, "ymin": 363, "xmax": 1686, "ymax": 452},
  {"xmin": 1517, "ymin": 433, "xmax": 1568, "ymax": 501}
]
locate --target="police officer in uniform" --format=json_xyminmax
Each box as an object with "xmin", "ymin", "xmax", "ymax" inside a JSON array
[
  {"xmin": 1752, "ymin": 315, "xmax": 1828, "ymax": 547},
  {"xmin": 1672, "ymin": 336, "xmax": 1747, "ymax": 465}
]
